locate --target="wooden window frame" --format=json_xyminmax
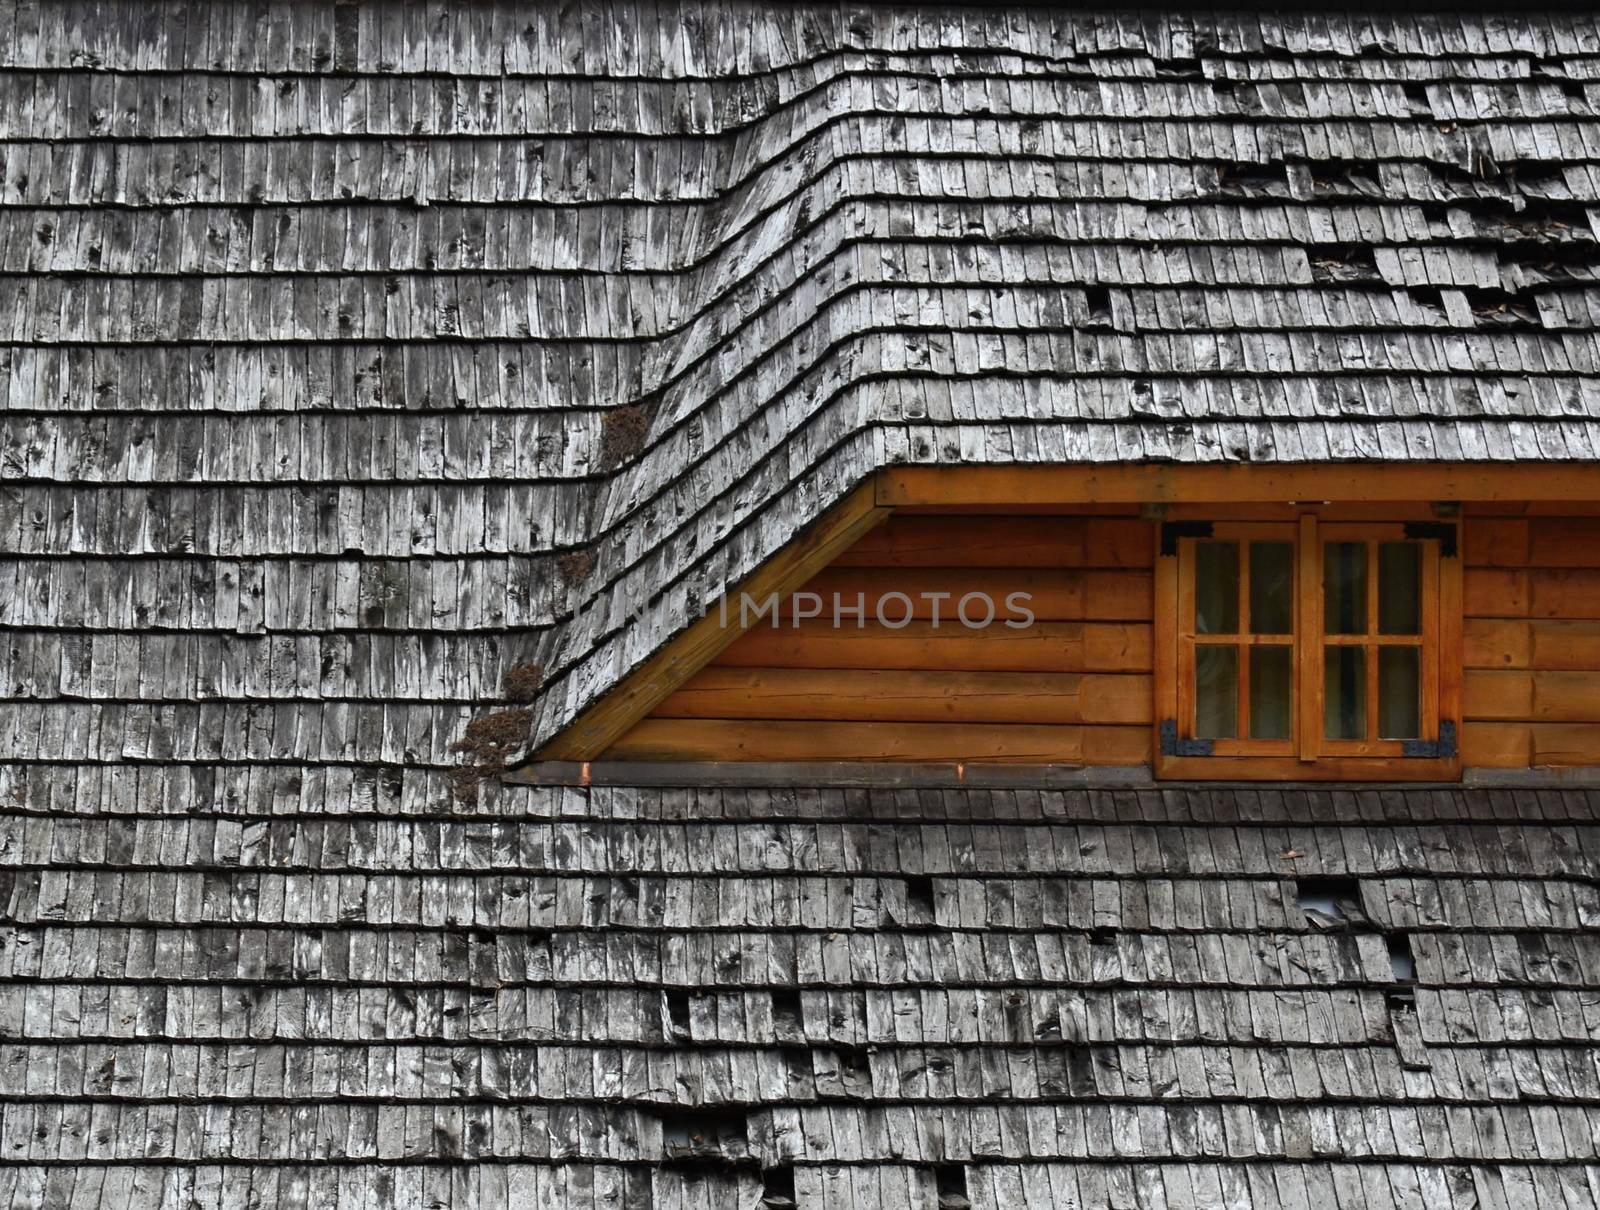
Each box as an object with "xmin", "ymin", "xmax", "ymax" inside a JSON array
[{"xmin": 1156, "ymin": 513, "xmax": 1461, "ymax": 781}]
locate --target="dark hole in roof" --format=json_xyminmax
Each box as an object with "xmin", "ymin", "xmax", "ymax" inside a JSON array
[
  {"xmin": 1387, "ymin": 987, "xmax": 1417, "ymax": 1012},
  {"xmin": 1460, "ymin": 285, "xmax": 1542, "ymax": 328},
  {"xmin": 904, "ymin": 875, "xmax": 936, "ymax": 919},
  {"xmin": 1419, "ymin": 201, "xmax": 1452, "ymax": 228},
  {"xmin": 1306, "ymin": 243, "xmax": 1379, "ymax": 283},
  {"xmin": 1088, "ymin": 926, "xmax": 1117, "ymax": 947},
  {"xmin": 1402, "ymin": 81, "xmax": 1430, "ymax": 113},
  {"xmin": 1295, "ymin": 876, "xmax": 1365, "ymax": 930},
  {"xmin": 1152, "ymin": 56, "xmax": 1202, "ymax": 82},
  {"xmin": 1215, "ymin": 161, "xmax": 1287, "ymax": 197},
  {"xmin": 1065, "ymin": 1043, "xmax": 1097, "ymax": 1096},
  {"xmin": 1504, "ymin": 161, "xmax": 1567, "ymax": 195},
  {"xmin": 1084, "ymin": 285, "xmax": 1113, "ymax": 327},
  {"xmin": 1504, "ymin": 199, "xmax": 1595, "ymax": 241},
  {"xmin": 1309, "ymin": 159, "xmax": 1381, "ymax": 195},
  {"xmin": 1408, "ymin": 285, "xmax": 1447, "ymax": 312},
  {"xmin": 831, "ymin": 1045, "xmax": 873, "ymax": 1098},
  {"xmin": 659, "ymin": 1109, "xmax": 748, "ymax": 1165},
  {"xmin": 1389, "ymin": 933, "xmax": 1417, "ymax": 984},
  {"xmin": 762, "ymin": 1165, "xmax": 796, "ymax": 1208},
  {"xmin": 771, "ymin": 988, "xmax": 803, "ymax": 1033},
  {"xmin": 935, "ymin": 1163, "xmax": 971, "ymax": 1208},
  {"xmin": 664, "ymin": 989, "xmax": 692, "ymax": 1038}
]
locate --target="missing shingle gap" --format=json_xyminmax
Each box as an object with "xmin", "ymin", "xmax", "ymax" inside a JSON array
[
  {"xmin": 1084, "ymin": 284, "xmax": 1113, "ymax": 326},
  {"xmin": 1460, "ymin": 285, "xmax": 1541, "ymax": 327},
  {"xmin": 1088, "ymin": 926, "xmax": 1117, "ymax": 947},
  {"xmin": 658, "ymin": 1109, "xmax": 749, "ymax": 1168},
  {"xmin": 1152, "ymin": 56, "xmax": 1203, "ymax": 81},
  {"xmin": 1402, "ymin": 81, "xmax": 1431, "ymax": 113},
  {"xmin": 664, "ymin": 989, "xmax": 692, "ymax": 1037},
  {"xmin": 935, "ymin": 1163, "xmax": 972, "ymax": 1209},
  {"xmin": 771, "ymin": 988, "xmax": 804, "ymax": 1033},
  {"xmin": 1309, "ymin": 159, "xmax": 1380, "ymax": 194},
  {"xmin": 1407, "ymin": 285, "xmax": 1447, "ymax": 312},
  {"xmin": 1295, "ymin": 876, "xmax": 1364, "ymax": 930},
  {"xmin": 761, "ymin": 1165, "xmax": 797, "ymax": 1208},
  {"xmin": 1306, "ymin": 244, "xmax": 1379, "ymax": 283},
  {"xmin": 1215, "ymin": 161, "xmax": 1287, "ymax": 196},
  {"xmin": 1505, "ymin": 199, "xmax": 1596, "ymax": 240},
  {"xmin": 1418, "ymin": 201, "xmax": 1451, "ymax": 228},
  {"xmin": 1388, "ymin": 932, "xmax": 1417, "ymax": 984},
  {"xmin": 904, "ymin": 875, "xmax": 937, "ymax": 918},
  {"xmin": 1531, "ymin": 59, "xmax": 1588, "ymax": 106}
]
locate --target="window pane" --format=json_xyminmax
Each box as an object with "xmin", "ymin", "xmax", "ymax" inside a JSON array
[
  {"xmin": 1324, "ymin": 646, "xmax": 1367, "ymax": 740},
  {"xmin": 1378, "ymin": 542, "xmax": 1421, "ymax": 635},
  {"xmin": 1249, "ymin": 646, "xmax": 1293, "ymax": 740},
  {"xmin": 1249, "ymin": 542, "xmax": 1294, "ymax": 635},
  {"xmin": 1379, "ymin": 647, "xmax": 1421, "ymax": 739},
  {"xmin": 1195, "ymin": 646, "xmax": 1238, "ymax": 739},
  {"xmin": 1324, "ymin": 542, "xmax": 1367, "ymax": 635},
  {"xmin": 1195, "ymin": 543, "xmax": 1239, "ymax": 635}
]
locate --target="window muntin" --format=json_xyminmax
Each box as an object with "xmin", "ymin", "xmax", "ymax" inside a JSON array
[
  {"xmin": 1179, "ymin": 524, "xmax": 1298, "ymax": 754},
  {"xmin": 1162, "ymin": 515, "xmax": 1456, "ymax": 775}
]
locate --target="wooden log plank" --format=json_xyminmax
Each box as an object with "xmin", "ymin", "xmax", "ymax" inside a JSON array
[
  {"xmin": 1464, "ymin": 519, "xmax": 1530, "ymax": 567},
  {"xmin": 655, "ymin": 669, "xmax": 1153, "ymax": 725},
  {"xmin": 1530, "ymin": 570, "xmax": 1600, "ymax": 619},
  {"xmin": 1531, "ymin": 673, "xmax": 1600, "ymax": 722},
  {"xmin": 1464, "ymin": 618, "xmax": 1532, "ymax": 669},
  {"xmin": 603, "ymin": 719, "xmax": 1152, "ymax": 764},
  {"xmin": 1529, "ymin": 519, "xmax": 1600, "ymax": 567},
  {"xmin": 1466, "ymin": 621, "xmax": 1600, "ymax": 670},
  {"xmin": 831, "ymin": 516, "xmax": 1153, "ymax": 568},
  {"xmin": 535, "ymin": 482, "xmax": 891, "ymax": 761},
  {"xmin": 795, "ymin": 568, "xmax": 1152, "ymax": 621},
  {"xmin": 713, "ymin": 619, "xmax": 1153, "ymax": 673},
  {"xmin": 1530, "ymin": 620, "xmax": 1600, "ymax": 668},
  {"xmin": 1463, "ymin": 670, "xmax": 1535, "ymax": 720},
  {"xmin": 881, "ymin": 464, "xmax": 1600, "ymax": 507},
  {"xmin": 1464, "ymin": 569, "xmax": 1530, "ymax": 617},
  {"xmin": 1532, "ymin": 724, "xmax": 1600, "ymax": 765},
  {"xmin": 1461, "ymin": 723, "xmax": 1533, "ymax": 767}
]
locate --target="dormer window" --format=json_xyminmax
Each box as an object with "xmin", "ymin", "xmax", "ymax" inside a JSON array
[{"xmin": 1156, "ymin": 516, "xmax": 1461, "ymax": 779}]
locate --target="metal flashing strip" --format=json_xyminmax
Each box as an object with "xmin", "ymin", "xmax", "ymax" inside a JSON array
[
  {"xmin": 509, "ymin": 761, "xmax": 1159, "ymax": 790},
  {"xmin": 1462, "ymin": 766, "xmax": 1600, "ymax": 788},
  {"xmin": 512, "ymin": 761, "xmax": 1600, "ymax": 791}
]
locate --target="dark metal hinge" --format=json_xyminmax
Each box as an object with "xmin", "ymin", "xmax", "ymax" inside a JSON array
[
  {"xmin": 1160, "ymin": 719, "xmax": 1214, "ymax": 757},
  {"xmin": 1159, "ymin": 521, "xmax": 1213, "ymax": 556},
  {"xmin": 1402, "ymin": 521, "xmax": 1458, "ymax": 557},
  {"xmin": 1402, "ymin": 720, "xmax": 1457, "ymax": 759}
]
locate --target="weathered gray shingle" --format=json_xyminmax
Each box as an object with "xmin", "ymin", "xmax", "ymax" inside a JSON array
[{"xmin": 3, "ymin": 4, "xmax": 1600, "ymax": 1202}]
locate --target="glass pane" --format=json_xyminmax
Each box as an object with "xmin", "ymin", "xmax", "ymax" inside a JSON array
[
  {"xmin": 1324, "ymin": 647, "xmax": 1367, "ymax": 740},
  {"xmin": 1195, "ymin": 646, "xmax": 1238, "ymax": 739},
  {"xmin": 1249, "ymin": 646, "xmax": 1293, "ymax": 740},
  {"xmin": 1379, "ymin": 647, "xmax": 1422, "ymax": 739},
  {"xmin": 1249, "ymin": 542, "xmax": 1294, "ymax": 635},
  {"xmin": 1324, "ymin": 542, "xmax": 1367, "ymax": 635},
  {"xmin": 1195, "ymin": 543, "xmax": 1239, "ymax": 635},
  {"xmin": 1379, "ymin": 543, "xmax": 1421, "ymax": 635}
]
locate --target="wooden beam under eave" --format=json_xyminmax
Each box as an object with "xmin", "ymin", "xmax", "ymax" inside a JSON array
[
  {"xmin": 534, "ymin": 478, "xmax": 893, "ymax": 761},
  {"xmin": 879, "ymin": 463, "xmax": 1600, "ymax": 507}
]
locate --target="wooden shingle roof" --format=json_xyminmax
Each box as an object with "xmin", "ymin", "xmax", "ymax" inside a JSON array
[
  {"xmin": 4, "ymin": 780, "xmax": 1600, "ymax": 1204},
  {"xmin": 4, "ymin": 4, "xmax": 1600, "ymax": 1202}
]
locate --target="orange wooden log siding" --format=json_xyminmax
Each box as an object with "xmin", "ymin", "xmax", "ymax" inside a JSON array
[
  {"xmin": 1460, "ymin": 517, "xmax": 1600, "ymax": 767},
  {"xmin": 608, "ymin": 512, "xmax": 1156, "ymax": 763},
  {"xmin": 607, "ymin": 506, "xmax": 1600, "ymax": 768}
]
